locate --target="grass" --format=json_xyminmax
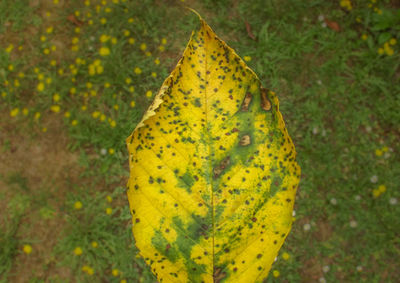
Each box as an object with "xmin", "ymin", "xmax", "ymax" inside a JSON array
[{"xmin": 1, "ymin": 0, "xmax": 399, "ymax": 282}]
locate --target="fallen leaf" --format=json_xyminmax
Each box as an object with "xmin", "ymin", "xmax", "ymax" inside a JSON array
[
  {"xmin": 67, "ymin": 14, "xmax": 84, "ymax": 26},
  {"xmin": 245, "ymin": 21, "xmax": 257, "ymax": 40},
  {"xmin": 126, "ymin": 10, "xmax": 300, "ymax": 283},
  {"xmin": 325, "ymin": 19, "xmax": 340, "ymax": 32}
]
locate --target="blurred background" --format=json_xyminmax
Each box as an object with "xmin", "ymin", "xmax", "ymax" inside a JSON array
[{"xmin": 0, "ymin": 0, "xmax": 399, "ymax": 282}]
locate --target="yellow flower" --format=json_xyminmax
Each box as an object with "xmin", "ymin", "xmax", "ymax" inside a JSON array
[
  {"xmin": 361, "ymin": 34, "xmax": 368, "ymax": 41},
  {"xmin": 14, "ymin": 79, "xmax": 20, "ymax": 87},
  {"xmin": 140, "ymin": 43, "xmax": 147, "ymax": 51},
  {"xmin": 282, "ymin": 252, "xmax": 290, "ymax": 260},
  {"xmin": 92, "ymin": 111, "xmax": 100, "ymax": 119},
  {"xmin": 50, "ymin": 105, "xmax": 61, "ymax": 113},
  {"xmin": 106, "ymin": 207, "xmax": 113, "ymax": 215},
  {"xmin": 104, "ymin": 82, "xmax": 111, "ymax": 88},
  {"xmin": 272, "ymin": 270, "xmax": 280, "ymax": 278},
  {"xmin": 75, "ymin": 27, "xmax": 80, "ymax": 33},
  {"xmin": 161, "ymin": 37, "xmax": 167, "ymax": 45},
  {"xmin": 84, "ymin": 0, "xmax": 90, "ymax": 6},
  {"xmin": 124, "ymin": 30, "xmax": 130, "ymax": 36},
  {"xmin": 146, "ymin": 90, "xmax": 153, "ymax": 98},
  {"xmin": 8, "ymin": 64, "xmax": 14, "ymax": 71},
  {"xmin": 243, "ymin": 55, "xmax": 251, "ymax": 62},
  {"xmin": 53, "ymin": 0, "xmax": 59, "ymax": 4},
  {"xmin": 74, "ymin": 201, "xmax": 83, "ymax": 209},
  {"xmin": 112, "ymin": 269, "xmax": 119, "ymax": 276},
  {"xmin": 37, "ymin": 82, "xmax": 45, "ymax": 92},
  {"xmin": 154, "ymin": 58, "xmax": 160, "ymax": 65},
  {"xmin": 34, "ymin": 112, "xmax": 41, "ymax": 120},
  {"xmin": 18, "ymin": 72, "xmax": 25, "ymax": 78},
  {"xmin": 73, "ymin": 247, "xmax": 83, "ymax": 255},
  {"xmin": 128, "ymin": 17, "xmax": 134, "ymax": 23},
  {"xmin": 129, "ymin": 86, "xmax": 135, "ymax": 93},
  {"xmin": 91, "ymin": 241, "xmax": 98, "ymax": 248},
  {"xmin": 22, "ymin": 108, "xmax": 29, "ymax": 116},
  {"xmin": 10, "ymin": 108, "xmax": 19, "ymax": 117},
  {"xmin": 378, "ymin": 185, "xmax": 386, "ymax": 193},
  {"xmin": 82, "ymin": 265, "xmax": 94, "ymax": 275},
  {"xmin": 81, "ymin": 105, "xmax": 87, "ymax": 111},
  {"xmin": 100, "ymin": 17, "xmax": 107, "ymax": 24},
  {"xmin": 71, "ymin": 119, "xmax": 78, "ymax": 126},
  {"xmin": 46, "ymin": 26, "xmax": 53, "ymax": 34},
  {"xmin": 125, "ymin": 78, "xmax": 132, "ymax": 84},
  {"xmin": 151, "ymin": 72, "xmax": 157, "ymax": 78},
  {"xmin": 99, "ymin": 46, "xmax": 110, "ymax": 56},
  {"xmin": 50, "ymin": 60, "xmax": 57, "ymax": 66},
  {"xmin": 96, "ymin": 65, "xmax": 104, "ymax": 74},
  {"xmin": 111, "ymin": 37, "xmax": 118, "ymax": 45},
  {"xmin": 100, "ymin": 114, "xmax": 106, "ymax": 121},
  {"xmin": 375, "ymin": 149, "xmax": 383, "ymax": 157},
  {"xmin": 6, "ymin": 44, "xmax": 14, "ymax": 53},
  {"xmin": 106, "ymin": 195, "xmax": 112, "ymax": 202},
  {"xmin": 40, "ymin": 35, "xmax": 47, "ymax": 42},
  {"xmin": 145, "ymin": 51, "xmax": 152, "ymax": 57},
  {"xmin": 100, "ymin": 34, "xmax": 110, "ymax": 42},
  {"xmin": 110, "ymin": 120, "xmax": 116, "ymax": 128},
  {"xmin": 70, "ymin": 87, "xmax": 76, "ymax": 95},
  {"xmin": 130, "ymin": 100, "xmax": 136, "ymax": 107},
  {"xmin": 109, "ymin": 148, "xmax": 115, "ymax": 155},
  {"xmin": 128, "ymin": 38, "xmax": 135, "ymax": 45},
  {"xmin": 120, "ymin": 280, "xmax": 127, "ymax": 283},
  {"xmin": 134, "ymin": 67, "xmax": 142, "ymax": 74},
  {"xmin": 378, "ymin": 48, "xmax": 384, "ymax": 55},
  {"xmin": 372, "ymin": 188, "xmax": 381, "ymax": 198},
  {"xmin": 113, "ymin": 104, "xmax": 119, "ymax": 110},
  {"xmin": 42, "ymin": 127, "xmax": 47, "ymax": 133},
  {"xmin": 158, "ymin": 45, "xmax": 165, "ymax": 52},
  {"xmin": 23, "ymin": 244, "xmax": 33, "ymax": 254},
  {"xmin": 64, "ymin": 111, "xmax": 71, "ymax": 118},
  {"xmin": 46, "ymin": 77, "xmax": 52, "ymax": 84},
  {"xmin": 389, "ymin": 38, "xmax": 397, "ymax": 46},
  {"xmin": 382, "ymin": 146, "xmax": 389, "ymax": 152}
]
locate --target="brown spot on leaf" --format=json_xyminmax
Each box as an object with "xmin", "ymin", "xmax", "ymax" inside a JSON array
[
  {"xmin": 239, "ymin": 135, "xmax": 251, "ymax": 146},
  {"xmin": 213, "ymin": 156, "xmax": 230, "ymax": 179},
  {"xmin": 241, "ymin": 92, "xmax": 252, "ymax": 111},
  {"xmin": 260, "ymin": 88, "xmax": 271, "ymax": 111},
  {"xmin": 213, "ymin": 267, "xmax": 227, "ymax": 283}
]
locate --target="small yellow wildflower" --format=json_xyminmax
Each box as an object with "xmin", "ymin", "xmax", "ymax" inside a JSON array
[
  {"xmin": 129, "ymin": 86, "xmax": 135, "ymax": 93},
  {"xmin": 40, "ymin": 35, "xmax": 47, "ymax": 42},
  {"xmin": 372, "ymin": 188, "xmax": 381, "ymax": 198},
  {"xmin": 100, "ymin": 34, "xmax": 110, "ymax": 42},
  {"xmin": 124, "ymin": 30, "xmax": 130, "ymax": 36},
  {"xmin": 130, "ymin": 100, "xmax": 136, "ymax": 107},
  {"xmin": 105, "ymin": 7, "xmax": 112, "ymax": 13},
  {"xmin": 46, "ymin": 77, "xmax": 52, "ymax": 84},
  {"xmin": 75, "ymin": 27, "xmax": 80, "ymax": 33},
  {"xmin": 6, "ymin": 44, "xmax": 14, "ymax": 53},
  {"xmin": 43, "ymin": 48, "xmax": 50, "ymax": 55},
  {"xmin": 375, "ymin": 149, "xmax": 383, "ymax": 157},
  {"xmin": 378, "ymin": 185, "xmax": 386, "ymax": 193},
  {"xmin": 74, "ymin": 201, "xmax": 83, "ymax": 210},
  {"xmin": 140, "ymin": 43, "xmax": 147, "ymax": 51},
  {"xmin": 58, "ymin": 68, "xmax": 64, "ymax": 75},
  {"xmin": 104, "ymin": 82, "xmax": 111, "ymax": 88},
  {"xmin": 106, "ymin": 207, "xmax": 113, "ymax": 215},
  {"xmin": 100, "ymin": 114, "xmax": 106, "ymax": 121},
  {"xmin": 158, "ymin": 45, "xmax": 165, "ymax": 52},
  {"xmin": 361, "ymin": 34, "xmax": 368, "ymax": 41},
  {"xmin": 128, "ymin": 38, "xmax": 135, "ymax": 45},
  {"xmin": 125, "ymin": 78, "xmax": 132, "ymax": 84},
  {"xmin": 109, "ymin": 148, "xmax": 115, "ymax": 155},
  {"xmin": 99, "ymin": 46, "xmax": 110, "ymax": 56},
  {"xmin": 34, "ymin": 112, "xmax": 41, "ymax": 120},
  {"xmin": 91, "ymin": 241, "xmax": 98, "ymax": 248},
  {"xmin": 113, "ymin": 104, "xmax": 119, "ymax": 110},
  {"xmin": 128, "ymin": 17, "xmax": 134, "ymax": 23},
  {"xmin": 92, "ymin": 111, "xmax": 100, "ymax": 119},
  {"xmin": 106, "ymin": 195, "xmax": 112, "ymax": 202},
  {"xmin": 14, "ymin": 79, "xmax": 20, "ymax": 87},
  {"xmin": 50, "ymin": 60, "xmax": 57, "ymax": 66},
  {"xmin": 111, "ymin": 37, "xmax": 118, "ymax": 45},
  {"xmin": 112, "ymin": 269, "xmax": 119, "ymax": 276},
  {"xmin": 37, "ymin": 82, "xmax": 45, "ymax": 92},
  {"xmin": 151, "ymin": 72, "xmax": 157, "ymax": 78},
  {"xmin": 46, "ymin": 26, "xmax": 53, "ymax": 34},
  {"xmin": 8, "ymin": 64, "xmax": 14, "ymax": 71},
  {"xmin": 378, "ymin": 48, "xmax": 384, "ymax": 55},
  {"xmin": 100, "ymin": 18, "xmax": 107, "ymax": 24},
  {"xmin": 18, "ymin": 72, "xmax": 25, "ymax": 78},
  {"xmin": 73, "ymin": 247, "xmax": 83, "ymax": 256},
  {"xmin": 82, "ymin": 265, "xmax": 95, "ymax": 275},
  {"xmin": 282, "ymin": 252, "xmax": 290, "ymax": 260},
  {"xmin": 23, "ymin": 244, "xmax": 33, "ymax": 254},
  {"xmin": 70, "ymin": 87, "xmax": 76, "ymax": 95},
  {"xmin": 154, "ymin": 58, "xmax": 160, "ymax": 65},
  {"xmin": 50, "ymin": 105, "xmax": 61, "ymax": 113},
  {"xmin": 121, "ymin": 280, "xmax": 127, "ymax": 283},
  {"xmin": 64, "ymin": 111, "xmax": 71, "ymax": 118},
  {"xmin": 71, "ymin": 119, "xmax": 78, "ymax": 126},
  {"xmin": 161, "ymin": 37, "xmax": 167, "ymax": 45},
  {"xmin": 84, "ymin": 0, "xmax": 90, "ymax": 6},
  {"xmin": 81, "ymin": 105, "xmax": 87, "ymax": 111},
  {"xmin": 134, "ymin": 67, "xmax": 142, "ymax": 74},
  {"xmin": 96, "ymin": 65, "xmax": 104, "ymax": 74},
  {"xmin": 53, "ymin": 0, "xmax": 59, "ymax": 4},
  {"xmin": 22, "ymin": 108, "xmax": 29, "ymax": 116},
  {"xmin": 42, "ymin": 127, "xmax": 47, "ymax": 133},
  {"xmin": 86, "ymin": 82, "xmax": 93, "ymax": 89},
  {"xmin": 10, "ymin": 108, "xmax": 19, "ymax": 117},
  {"xmin": 272, "ymin": 270, "xmax": 280, "ymax": 278},
  {"xmin": 389, "ymin": 38, "xmax": 397, "ymax": 46},
  {"xmin": 110, "ymin": 120, "xmax": 117, "ymax": 128},
  {"xmin": 382, "ymin": 146, "xmax": 389, "ymax": 152},
  {"xmin": 146, "ymin": 90, "xmax": 153, "ymax": 98},
  {"xmin": 243, "ymin": 55, "xmax": 251, "ymax": 62}
]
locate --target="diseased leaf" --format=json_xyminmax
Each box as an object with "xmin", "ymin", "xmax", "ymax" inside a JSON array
[{"xmin": 126, "ymin": 11, "xmax": 300, "ymax": 283}]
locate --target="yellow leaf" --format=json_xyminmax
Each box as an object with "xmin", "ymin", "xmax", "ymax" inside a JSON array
[{"xmin": 126, "ymin": 11, "xmax": 300, "ymax": 283}]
